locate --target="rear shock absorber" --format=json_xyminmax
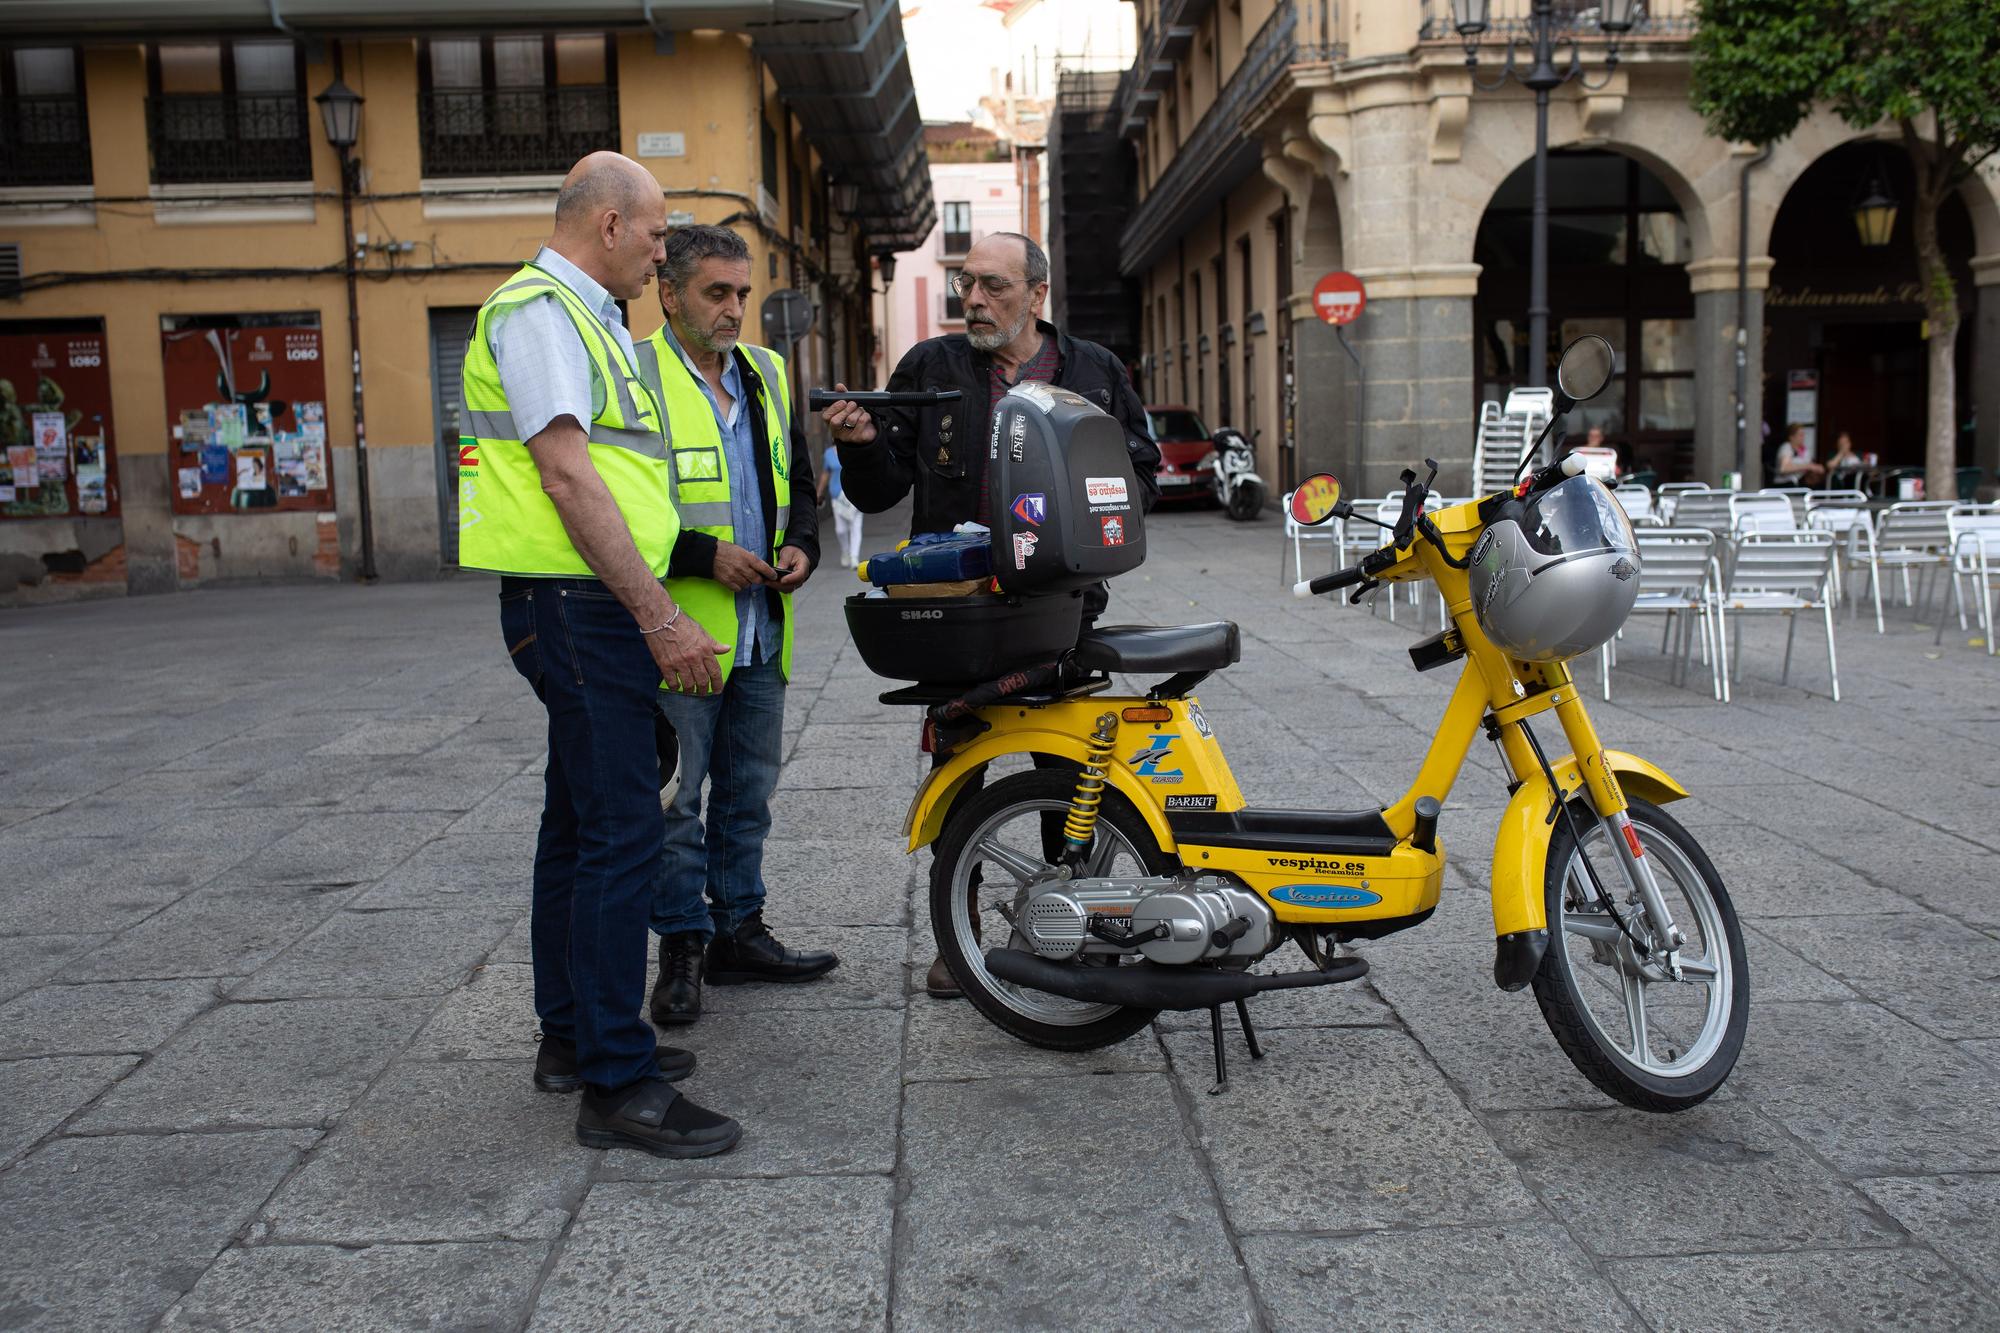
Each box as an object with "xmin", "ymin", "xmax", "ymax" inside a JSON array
[{"xmin": 1061, "ymin": 712, "xmax": 1119, "ymax": 865}]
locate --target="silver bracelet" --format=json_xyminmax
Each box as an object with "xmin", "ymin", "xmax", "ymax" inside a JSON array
[{"xmin": 639, "ymin": 606, "xmax": 682, "ymax": 637}]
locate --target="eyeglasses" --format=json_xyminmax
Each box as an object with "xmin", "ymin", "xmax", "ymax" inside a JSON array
[{"xmin": 951, "ymin": 272, "xmax": 1023, "ymax": 298}]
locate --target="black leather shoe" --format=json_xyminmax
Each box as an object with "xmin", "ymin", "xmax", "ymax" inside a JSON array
[
  {"xmin": 650, "ymin": 931, "xmax": 705, "ymax": 1026},
  {"xmin": 534, "ymin": 1033, "xmax": 695, "ymax": 1093},
  {"xmin": 706, "ymin": 912, "xmax": 840, "ymax": 985},
  {"xmin": 575, "ymin": 1075, "xmax": 740, "ymax": 1159}
]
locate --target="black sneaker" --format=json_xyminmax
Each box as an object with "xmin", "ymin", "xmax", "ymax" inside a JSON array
[
  {"xmin": 575, "ymin": 1075, "xmax": 741, "ymax": 1159},
  {"xmin": 650, "ymin": 931, "xmax": 705, "ymax": 1026},
  {"xmin": 533, "ymin": 1033, "xmax": 695, "ymax": 1093},
  {"xmin": 705, "ymin": 912, "xmax": 839, "ymax": 985}
]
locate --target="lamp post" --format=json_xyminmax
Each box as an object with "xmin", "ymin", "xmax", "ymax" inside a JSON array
[
  {"xmin": 874, "ymin": 251, "xmax": 898, "ymax": 290},
  {"xmin": 313, "ymin": 66, "xmax": 376, "ymax": 582},
  {"xmin": 1452, "ymin": 0, "xmax": 1635, "ymax": 387}
]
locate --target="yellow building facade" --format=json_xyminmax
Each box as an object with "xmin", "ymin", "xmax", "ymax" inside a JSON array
[{"xmin": 0, "ymin": 3, "xmax": 928, "ymax": 602}]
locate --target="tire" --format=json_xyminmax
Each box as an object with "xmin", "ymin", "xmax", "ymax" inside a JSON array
[
  {"xmin": 1226, "ymin": 481, "xmax": 1264, "ymax": 521},
  {"xmin": 1531, "ymin": 797, "xmax": 1749, "ymax": 1111},
  {"xmin": 930, "ymin": 769, "xmax": 1174, "ymax": 1051}
]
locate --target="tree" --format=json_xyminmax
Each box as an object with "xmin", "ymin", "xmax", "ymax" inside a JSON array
[{"xmin": 1691, "ymin": 0, "xmax": 2000, "ymax": 498}]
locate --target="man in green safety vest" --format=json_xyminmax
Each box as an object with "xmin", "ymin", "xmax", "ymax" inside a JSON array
[
  {"xmin": 635, "ymin": 225, "xmax": 838, "ymax": 1024},
  {"xmin": 635, "ymin": 224, "xmax": 837, "ymax": 1026},
  {"xmin": 459, "ymin": 152, "xmax": 740, "ymax": 1160}
]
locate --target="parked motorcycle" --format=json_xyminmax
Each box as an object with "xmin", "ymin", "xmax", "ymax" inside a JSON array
[
  {"xmin": 1207, "ymin": 426, "xmax": 1266, "ymax": 520},
  {"xmin": 892, "ymin": 335, "xmax": 1747, "ymax": 1110}
]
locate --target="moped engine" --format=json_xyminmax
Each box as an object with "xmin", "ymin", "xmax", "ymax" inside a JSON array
[{"xmin": 1020, "ymin": 876, "xmax": 1277, "ymax": 965}]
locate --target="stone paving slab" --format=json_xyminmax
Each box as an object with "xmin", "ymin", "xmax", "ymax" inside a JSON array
[{"xmin": 5, "ymin": 501, "xmax": 2000, "ymax": 1327}]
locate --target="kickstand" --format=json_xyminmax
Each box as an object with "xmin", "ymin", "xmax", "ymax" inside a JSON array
[{"xmin": 1205, "ymin": 1000, "xmax": 1266, "ymax": 1096}]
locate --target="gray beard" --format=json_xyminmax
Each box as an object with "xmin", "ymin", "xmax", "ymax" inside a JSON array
[{"xmin": 966, "ymin": 308, "xmax": 1029, "ymax": 352}]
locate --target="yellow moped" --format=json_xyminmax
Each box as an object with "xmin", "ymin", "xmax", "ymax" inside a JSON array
[{"xmin": 896, "ymin": 336, "xmax": 1747, "ymax": 1109}]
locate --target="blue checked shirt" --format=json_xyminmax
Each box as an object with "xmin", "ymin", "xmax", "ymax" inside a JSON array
[{"xmin": 660, "ymin": 322, "xmax": 773, "ymax": 666}]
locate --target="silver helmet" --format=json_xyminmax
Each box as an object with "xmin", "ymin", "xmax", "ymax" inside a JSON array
[{"xmin": 1467, "ymin": 475, "xmax": 1640, "ymax": 662}]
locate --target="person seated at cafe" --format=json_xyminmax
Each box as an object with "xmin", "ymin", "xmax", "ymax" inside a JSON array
[
  {"xmin": 1825, "ymin": 430, "xmax": 1864, "ymax": 484},
  {"xmin": 1773, "ymin": 422, "xmax": 1826, "ymax": 487}
]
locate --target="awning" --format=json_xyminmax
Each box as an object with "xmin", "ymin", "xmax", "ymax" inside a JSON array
[{"xmin": 0, "ymin": 0, "xmax": 860, "ymax": 36}]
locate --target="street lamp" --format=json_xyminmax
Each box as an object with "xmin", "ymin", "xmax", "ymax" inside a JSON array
[
  {"xmin": 314, "ymin": 71, "xmax": 376, "ymax": 581},
  {"xmin": 875, "ymin": 251, "xmax": 897, "ymax": 289},
  {"xmin": 1852, "ymin": 179, "xmax": 1898, "ymax": 248},
  {"xmin": 1454, "ymin": 0, "xmax": 1635, "ymax": 387},
  {"xmin": 828, "ymin": 180, "xmax": 860, "ymax": 216}
]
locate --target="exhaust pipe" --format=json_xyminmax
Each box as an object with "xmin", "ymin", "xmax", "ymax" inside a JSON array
[{"xmin": 983, "ymin": 948, "xmax": 1368, "ymax": 1012}]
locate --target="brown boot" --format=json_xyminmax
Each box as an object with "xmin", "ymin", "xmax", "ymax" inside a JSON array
[{"xmin": 926, "ymin": 887, "xmax": 979, "ymax": 999}]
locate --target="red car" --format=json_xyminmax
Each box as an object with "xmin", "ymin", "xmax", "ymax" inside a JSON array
[{"xmin": 1145, "ymin": 405, "xmax": 1214, "ymax": 505}]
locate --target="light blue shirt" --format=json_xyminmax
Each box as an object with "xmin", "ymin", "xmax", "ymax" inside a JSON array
[
  {"xmin": 660, "ymin": 321, "xmax": 773, "ymax": 665},
  {"xmin": 487, "ymin": 246, "xmax": 640, "ymax": 444}
]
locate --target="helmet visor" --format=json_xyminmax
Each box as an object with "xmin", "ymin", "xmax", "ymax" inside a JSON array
[{"xmin": 1522, "ymin": 476, "xmax": 1636, "ymax": 561}]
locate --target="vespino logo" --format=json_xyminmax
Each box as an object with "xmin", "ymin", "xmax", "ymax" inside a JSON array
[{"xmin": 1268, "ymin": 884, "xmax": 1382, "ymax": 909}]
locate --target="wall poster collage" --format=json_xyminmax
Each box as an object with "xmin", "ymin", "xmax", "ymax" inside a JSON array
[
  {"xmin": 0, "ymin": 321, "xmax": 119, "ymax": 520},
  {"xmin": 161, "ymin": 314, "xmax": 334, "ymax": 515}
]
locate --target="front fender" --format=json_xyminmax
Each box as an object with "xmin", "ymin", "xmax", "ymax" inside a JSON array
[
  {"xmin": 902, "ymin": 727, "xmax": 1177, "ymax": 855},
  {"xmin": 1487, "ymin": 750, "xmax": 1689, "ymax": 990}
]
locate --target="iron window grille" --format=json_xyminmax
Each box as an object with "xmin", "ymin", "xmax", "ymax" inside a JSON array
[
  {"xmin": 145, "ymin": 41, "xmax": 310, "ymax": 185},
  {"xmin": 418, "ymin": 35, "xmax": 618, "ymax": 178},
  {"xmin": 1, "ymin": 47, "xmax": 91, "ymax": 187}
]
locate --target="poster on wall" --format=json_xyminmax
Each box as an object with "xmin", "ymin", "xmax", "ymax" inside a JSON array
[
  {"xmin": 0, "ymin": 322, "xmax": 119, "ymax": 520},
  {"xmin": 160, "ymin": 316, "xmax": 333, "ymax": 515}
]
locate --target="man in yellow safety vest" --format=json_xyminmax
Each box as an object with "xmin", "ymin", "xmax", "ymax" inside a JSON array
[
  {"xmin": 634, "ymin": 224, "xmax": 837, "ymax": 1026},
  {"xmin": 458, "ymin": 152, "xmax": 739, "ymax": 1159}
]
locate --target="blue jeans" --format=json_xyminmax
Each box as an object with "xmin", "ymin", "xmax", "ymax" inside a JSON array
[
  {"xmin": 649, "ymin": 654, "xmax": 786, "ymax": 942},
  {"xmin": 500, "ymin": 577, "xmax": 663, "ymax": 1092}
]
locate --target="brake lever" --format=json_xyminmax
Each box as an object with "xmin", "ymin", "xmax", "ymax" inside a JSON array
[{"xmin": 1347, "ymin": 577, "xmax": 1379, "ymax": 605}]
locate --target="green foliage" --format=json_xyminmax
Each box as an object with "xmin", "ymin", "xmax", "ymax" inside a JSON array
[{"xmin": 1692, "ymin": 0, "xmax": 2000, "ymax": 181}]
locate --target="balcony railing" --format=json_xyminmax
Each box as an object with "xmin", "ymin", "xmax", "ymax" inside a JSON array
[
  {"xmin": 146, "ymin": 93, "xmax": 311, "ymax": 184},
  {"xmin": 940, "ymin": 228, "xmax": 972, "ymax": 256},
  {"xmin": 419, "ymin": 86, "xmax": 618, "ymax": 178},
  {"xmin": 1418, "ymin": 0, "xmax": 1696, "ymax": 43},
  {"xmin": 1, "ymin": 96, "xmax": 92, "ymax": 187}
]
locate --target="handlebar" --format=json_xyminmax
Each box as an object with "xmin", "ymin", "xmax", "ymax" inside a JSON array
[
  {"xmin": 807, "ymin": 389, "xmax": 964, "ymax": 409},
  {"xmin": 1292, "ymin": 546, "xmax": 1396, "ymax": 600}
]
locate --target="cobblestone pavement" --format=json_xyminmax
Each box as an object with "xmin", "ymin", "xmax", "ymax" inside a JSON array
[{"xmin": 5, "ymin": 500, "xmax": 2000, "ymax": 1331}]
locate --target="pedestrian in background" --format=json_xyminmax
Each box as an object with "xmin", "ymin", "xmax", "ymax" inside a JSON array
[
  {"xmin": 635, "ymin": 225, "xmax": 838, "ymax": 1029},
  {"xmin": 819, "ymin": 440, "xmax": 865, "ymax": 568},
  {"xmin": 458, "ymin": 151, "xmax": 740, "ymax": 1159}
]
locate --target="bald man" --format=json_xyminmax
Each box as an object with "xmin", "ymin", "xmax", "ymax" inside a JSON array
[{"xmin": 459, "ymin": 151, "xmax": 740, "ymax": 1158}]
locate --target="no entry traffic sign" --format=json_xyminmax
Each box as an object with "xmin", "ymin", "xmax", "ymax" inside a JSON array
[{"xmin": 1312, "ymin": 271, "xmax": 1366, "ymax": 326}]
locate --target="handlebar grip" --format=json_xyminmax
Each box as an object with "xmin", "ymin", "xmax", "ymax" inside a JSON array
[
  {"xmin": 1294, "ymin": 565, "xmax": 1365, "ymax": 599},
  {"xmin": 806, "ymin": 389, "xmax": 964, "ymax": 409}
]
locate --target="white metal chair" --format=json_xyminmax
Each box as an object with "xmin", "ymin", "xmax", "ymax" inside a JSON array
[
  {"xmin": 1806, "ymin": 492, "xmax": 1878, "ymax": 630},
  {"xmin": 1940, "ymin": 505, "xmax": 2000, "ymax": 654},
  {"xmin": 1613, "ymin": 483, "xmax": 1655, "ymax": 525},
  {"xmin": 1722, "ymin": 531, "xmax": 1840, "ymax": 701},
  {"xmin": 1600, "ymin": 527, "xmax": 1729, "ymax": 702},
  {"xmin": 1667, "ymin": 489, "xmax": 1736, "ymax": 537},
  {"xmin": 1760, "ymin": 486, "xmax": 1813, "ymax": 525},
  {"xmin": 1864, "ymin": 501, "xmax": 1957, "ymax": 627},
  {"xmin": 1730, "ymin": 492, "xmax": 1799, "ymax": 535},
  {"xmin": 1656, "ymin": 482, "xmax": 1706, "ymax": 524},
  {"xmin": 1280, "ymin": 489, "xmax": 1342, "ymax": 586}
]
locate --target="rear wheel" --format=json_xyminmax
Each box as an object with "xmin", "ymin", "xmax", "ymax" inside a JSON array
[
  {"xmin": 1531, "ymin": 797, "xmax": 1748, "ymax": 1111},
  {"xmin": 930, "ymin": 770, "xmax": 1173, "ymax": 1050}
]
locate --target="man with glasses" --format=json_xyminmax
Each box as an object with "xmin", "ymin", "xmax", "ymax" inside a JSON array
[{"xmin": 819, "ymin": 231, "xmax": 1160, "ymax": 999}]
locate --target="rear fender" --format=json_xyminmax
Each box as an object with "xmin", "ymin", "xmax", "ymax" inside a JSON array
[
  {"xmin": 903, "ymin": 727, "xmax": 1177, "ymax": 855},
  {"xmin": 1487, "ymin": 750, "xmax": 1690, "ymax": 990}
]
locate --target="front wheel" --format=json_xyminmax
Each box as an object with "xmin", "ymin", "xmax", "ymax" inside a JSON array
[
  {"xmin": 930, "ymin": 769, "xmax": 1174, "ymax": 1050},
  {"xmin": 1225, "ymin": 479, "xmax": 1264, "ymax": 521},
  {"xmin": 1531, "ymin": 797, "xmax": 1748, "ymax": 1111}
]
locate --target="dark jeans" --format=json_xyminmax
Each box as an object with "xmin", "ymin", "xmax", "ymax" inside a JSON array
[
  {"xmin": 649, "ymin": 654, "xmax": 786, "ymax": 941},
  {"xmin": 500, "ymin": 576, "xmax": 664, "ymax": 1092}
]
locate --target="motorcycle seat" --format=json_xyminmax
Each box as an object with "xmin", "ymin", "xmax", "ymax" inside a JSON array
[{"xmin": 1072, "ymin": 622, "xmax": 1240, "ymax": 674}]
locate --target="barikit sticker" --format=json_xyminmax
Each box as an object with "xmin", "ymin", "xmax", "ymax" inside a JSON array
[
  {"xmin": 1099, "ymin": 514, "xmax": 1126, "ymax": 546},
  {"xmin": 1084, "ymin": 476, "xmax": 1129, "ymax": 505},
  {"xmin": 1163, "ymin": 794, "xmax": 1217, "ymax": 812},
  {"xmin": 1012, "ymin": 530, "xmax": 1038, "ymax": 569},
  {"xmin": 1011, "ymin": 493, "xmax": 1046, "ymax": 525},
  {"xmin": 1009, "ymin": 411, "xmax": 1028, "ymax": 462}
]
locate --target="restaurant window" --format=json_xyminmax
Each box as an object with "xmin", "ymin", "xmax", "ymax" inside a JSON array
[
  {"xmin": 419, "ymin": 34, "xmax": 617, "ymax": 177},
  {"xmin": 146, "ymin": 40, "xmax": 310, "ymax": 184},
  {"xmin": 0, "ymin": 46, "xmax": 91, "ymax": 186}
]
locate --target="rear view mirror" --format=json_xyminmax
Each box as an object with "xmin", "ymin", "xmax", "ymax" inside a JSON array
[
  {"xmin": 1290, "ymin": 473, "xmax": 1343, "ymax": 526},
  {"xmin": 1556, "ymin": 335, "xmax": 1615, "ymax": 403}
]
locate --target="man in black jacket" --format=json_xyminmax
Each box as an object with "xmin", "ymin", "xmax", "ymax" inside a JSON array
[{"xmin": 820, "ymin": 232, "xmax": 1159, "ymax": 998}]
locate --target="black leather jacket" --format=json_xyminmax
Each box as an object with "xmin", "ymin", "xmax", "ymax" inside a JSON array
[{"xmin": 836, "ymin": 320, "xmax": 1160, "ymax": 530}]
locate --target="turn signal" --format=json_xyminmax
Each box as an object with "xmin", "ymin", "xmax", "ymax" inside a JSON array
[{"xmin": 1121, "ymin": 706, "xmax": 1173, "ymax": 723}]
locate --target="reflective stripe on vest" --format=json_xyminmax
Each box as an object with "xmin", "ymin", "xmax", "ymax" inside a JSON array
[
  {"xmin": 456, "ymin": 264, "xmax": 679, "ymax": 578},
  {"xmin": 636, "ymin": 329, "xmax": 794, "ymax": 683}
]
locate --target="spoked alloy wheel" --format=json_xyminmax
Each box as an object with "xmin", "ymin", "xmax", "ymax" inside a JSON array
[
  {"xmin": 1531, "ymin": 796, "xmax": 1748, "ymax": 1111},
  {"xmin": 929, "ymin": 770, "xmax": 1173, "ymax": 1050}
]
